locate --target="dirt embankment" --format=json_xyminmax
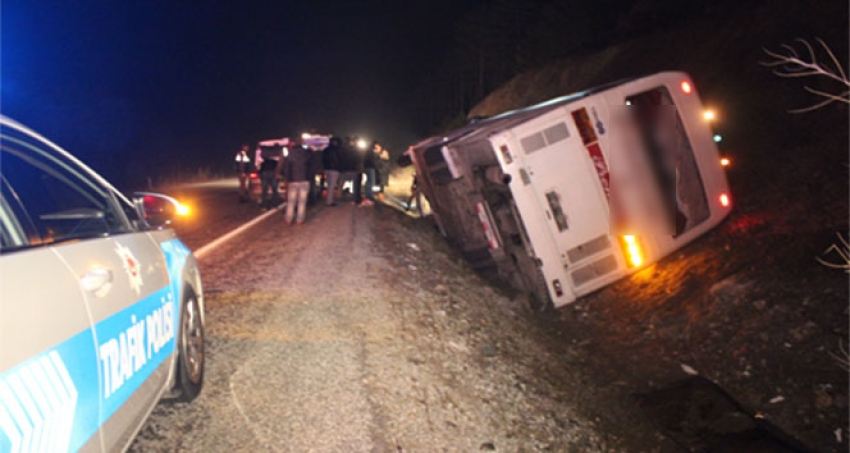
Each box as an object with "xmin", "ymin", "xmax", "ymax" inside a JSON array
[{"xmin": 458, "ymin": 1, "xmax": 849, "ymax": 452}]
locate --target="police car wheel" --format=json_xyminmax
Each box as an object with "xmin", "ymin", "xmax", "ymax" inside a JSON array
[{"xmin": 174, "ymin": 288, "xmax": 204, "ymax": 402}]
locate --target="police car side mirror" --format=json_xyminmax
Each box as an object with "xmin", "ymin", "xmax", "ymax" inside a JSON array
[{"xmin": 131, "ymin": 192, "xmax": 188, "ymax": 229}]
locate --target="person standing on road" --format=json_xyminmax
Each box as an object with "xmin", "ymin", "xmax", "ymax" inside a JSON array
[
  {"xmin": 307, "ymin": 145, "xmax": 323, "ymax": 206},
  {"xmin": 363, "ymin": 140, "xmax": 379, "ymax": 204},
  {"xmin": 257, "ymin": 142, "xmax": 284, "ymax": 211},
  {"xmin": 340, "ymin": 137, "xmax": 364, "ymax": 205},
  {"xmin": 234, "ymin": 144, "xmax": 252, "ymax": 203},
  {"xmin": 282, "ymin": 138, "xmax": 312, "ymax": 225},
  {"xmin": 405, "ymin": 173, "xmax": 423, "ymax": 216},
  {"xmin": 322, "ymin": 137, "xmax": 343, "ymax": 206},
  {"xmin": 373, "ymin": 142, "xmax": 391, "ymax": 201}
]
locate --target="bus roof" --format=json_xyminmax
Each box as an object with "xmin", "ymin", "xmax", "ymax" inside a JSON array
[{"xmin": 412, "ymin": 76, "xmax": 643, "ymax": 152}]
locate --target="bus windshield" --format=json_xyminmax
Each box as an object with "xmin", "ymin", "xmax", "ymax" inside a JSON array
[{"xmin": 626, "ymin": 86, "xmax": 709, "ymax": 236}]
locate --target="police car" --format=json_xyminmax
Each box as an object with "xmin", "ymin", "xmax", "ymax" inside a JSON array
[{"xmin": 0, "ymin": 116, "xmax": 205, "ymax": 452}]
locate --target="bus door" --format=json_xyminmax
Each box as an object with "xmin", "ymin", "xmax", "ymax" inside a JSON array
[{"xmin": 510, "ymin": 104, "xmax": 619, "ymax": 293}]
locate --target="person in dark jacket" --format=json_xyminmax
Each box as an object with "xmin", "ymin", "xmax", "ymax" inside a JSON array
[
  {"xmin": 373, "ymin": 142, "xmax": 391, "ymax": 200},
  {"xmin": 307, "ymin": 147, "xmax": 323, "ymax": 206},
  {"xmin": 363, "ymin": 140, "xmax": 379, "ymax": 204},
  {"xmin": 257, "ymin": 143, "xmax": 283, "ymax": 210},
  {"xmin": 282, "ymin": 138, "xmax": 312, "ymax": 225},
  {"xmin": 322, "ymin": 137, "xmax": 343, "ymax": 206},
  {"xmin": 340, "ymin": 137, "xmax": 364, "ymax": 204}
]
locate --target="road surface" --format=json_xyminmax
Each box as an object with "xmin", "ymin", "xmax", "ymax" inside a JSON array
[{"xmin": 129, "ymin": 179, "xmax": 608, "ymax": 452}]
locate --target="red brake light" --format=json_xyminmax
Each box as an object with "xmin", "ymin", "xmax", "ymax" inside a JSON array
[
  {"xmin": 552, "ymin": 279, "xmax": 564, "ymax": 297},
  {"xmin": 681, "ymin": 81, "xmax": 692, "ymax": 94}
]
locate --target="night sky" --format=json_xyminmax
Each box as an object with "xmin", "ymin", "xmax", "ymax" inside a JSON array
[{"xmin": 2, "ymin": 1, "xmax": 472, "ymax": 185}]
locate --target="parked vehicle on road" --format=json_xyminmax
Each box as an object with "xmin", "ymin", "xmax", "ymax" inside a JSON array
[
  {"xmin": 406, "ymin": 72, "xmax": 732, "ymax": 308},
  {"xmin": 0, "ymin": 116, "xmax": 206, "ymax": 452},
  {"xmin": 248, "ymin": 169, "xmax": 263, "ymax": 204}
]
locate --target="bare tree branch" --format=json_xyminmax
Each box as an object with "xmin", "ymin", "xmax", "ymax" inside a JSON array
[
  {"xmin": 818, "ymin": 37, "xmax": 848, "ymax": 81},
  {"xmin": 816, "ymin": 232, "xmax": 850, "ymax": 272},
  {"xmin": 762, "ymin": 38, "xmax": 850, "ymax": 112}
]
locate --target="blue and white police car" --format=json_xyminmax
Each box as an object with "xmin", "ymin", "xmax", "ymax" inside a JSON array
[{"xmin": 0, "ymin": 116, "xmax": 206, "ymax": 452}]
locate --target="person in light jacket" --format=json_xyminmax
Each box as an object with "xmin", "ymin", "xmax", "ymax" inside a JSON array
[{"xmin": 234, "ymin": 144, "xmax": 252, "ymax": 203}]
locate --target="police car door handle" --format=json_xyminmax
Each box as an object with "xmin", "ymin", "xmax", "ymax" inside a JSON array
[{"xmin": 81, "ymin": 267, "xmax": 113, "ymax": 296}]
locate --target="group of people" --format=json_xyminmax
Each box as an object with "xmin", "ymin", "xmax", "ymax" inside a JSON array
[
  {"xmin": 234, "ymin": 136, "xmax": 392, "ymax": 225},
  {"xmin": 321, "ymin": 137, "xmax": 391, "ymax": 207}
]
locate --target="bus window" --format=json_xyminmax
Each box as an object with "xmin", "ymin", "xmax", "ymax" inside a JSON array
[{"xmin": 626, "ymin": 87, "xmax": 709, "ymax": 236}]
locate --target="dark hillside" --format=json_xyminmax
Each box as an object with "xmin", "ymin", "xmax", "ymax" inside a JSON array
[{"xmin": 463, "ymin": 1, "xmax": 848, "ymax": 452}]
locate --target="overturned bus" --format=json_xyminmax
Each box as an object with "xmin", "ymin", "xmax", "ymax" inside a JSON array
[{"xmin": 407, "ymin": 72, "xmax": 732, "ymax": 308}]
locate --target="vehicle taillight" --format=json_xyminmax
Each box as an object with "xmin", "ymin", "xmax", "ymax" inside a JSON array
[
  {"xmin": 619, "ymin": 235, "xmax": 644, "ymax": 268},
  {"xmin": 552, "ymin": 279, "xmax": 564, "ymax": 297},
  {"xmin": 719, "ymin": 193, "xmax": 731, "ymax": 208},
  {"xmin": 681, "ymin": 81, "xmax": 692, "ymax": 94}
]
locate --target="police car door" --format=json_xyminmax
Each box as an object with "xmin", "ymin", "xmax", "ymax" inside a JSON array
[
  {"xmin": 0, "ymin": 126, "xmax": 175, "ymax": 451},
  {"xmin": 0, "ymin": 130, "xmax": 107, "ymax": 452},
  {"xmin": 0, "ymin": 177, "xmax": 101, "ymax": 452}
]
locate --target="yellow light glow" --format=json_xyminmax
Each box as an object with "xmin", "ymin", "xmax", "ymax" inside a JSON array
[
  {"xmin": 357, "ymin": 139, "xmax": 368, "ymax": 150},
  {"xmin": 719, "ymin": 193, "xmax": 730, "ymax": 207},
  {"xmin": 720, "ymin": 157, "xmax": 730, "ymax": 167},
  {"xmin": 703, "ymin": 109, "xmax": 716, "ymax": 121},
  {"xmin": 621, "ymin": 235, "xmax": 644, "ymax": 268},
  {"xmin": 176, "ymin": 203, "xmax": 190, "ymax": 216},
  {"xmin": 627, "ymin": 244, "xmax": 642, "ymax": 266}
]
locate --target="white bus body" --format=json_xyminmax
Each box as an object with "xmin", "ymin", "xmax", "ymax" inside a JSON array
[{"xmin": 408, "ymin": 72, "xmax": 732, "ymax": 308}]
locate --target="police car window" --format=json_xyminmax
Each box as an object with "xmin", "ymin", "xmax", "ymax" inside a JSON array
[
  {"xmin": 0, "ymin": 204, "xmax": 26, "ymax": 251},
  {"xmin": 0, "ymin": 145, "xmax": 131, "ymax": 245},
  {"xmin": 0, "ymin": 178, "xmax": 33, "ymax": 252}
]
